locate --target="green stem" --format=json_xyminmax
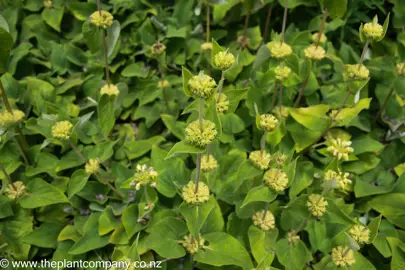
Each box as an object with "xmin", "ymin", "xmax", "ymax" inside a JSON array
[
  {"xmin": 315, "ymin": 8, "xmax": 328, "ymax": 47},
  {"xmin": 206, "ymin": 3, "xmax": 210, "ymax": 43},
  {"xmin": 294, "ymin": 61, "xmax": 312, "ymax": 108},
  {"xmin": 271, "ymin": 83, "xmax": 278, "ymax": 111},
  {"xmin": 194, "ymin": 154, "xmax": 202, "ymax": 193},
  {"xmin": 332, "ymin": 89, "xmax": 352, "ymax": 121},
  {"xmin": 279, "ymin": 85, "xmax": 283, "ymax": 108},
  {"xmin": 12, "ymin": 137, "xmax": 28, "ymax": 165},
  {"xmin": 376, "ymin": 87, "xmax": 394, "ymax": 120},
  {"xmin": 263, "ymin": 5, "xmax": 273, "ymax": 42},
  {"xmin": 96, "ymin": 173, "xmax": 125, "ymax": 199},
  {"xmin": 260, "ymin": 131, "xmax": 267, "ymax": 156},
  {"xmin": 359, "ymin": 40, "xmax": 369, "ymax": 67},
  {"xmin": 199, "ymin": 98, "xmax": 204, "ymax": 131},
  {"xmin": 69, "ymin": 140, "xmax": 86, "ymax": 162},
  {"xmin": 101, "ymin": 30, "xmax": 111, "ymax": 85},
  {"xmin": 0, "ymin": 163, "xmax": 11, "ymax": 194},
  {"xmin": 280, "ymin": 0, "xmax": 289, "ymax": 44}
]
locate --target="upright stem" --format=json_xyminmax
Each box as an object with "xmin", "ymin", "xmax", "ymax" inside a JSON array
[
  {"xmin": 359, "ymin": 40, "xmax": 369, "ymax": 67},
  {"xmin": 315, "ymin": 9, "xmax": 328, "ymax": 47},
  {"xmin": 332, "ymin": 89, "xmax": 352, "ymax": 121},
  {"xmin": 96, "ymin": 174, "xmax": 125, "ymax": 199},
  {"xmin": 260, "ymin": 132, "xmax": 267, "ymax": 156},
  {"xmin": 279, "ymin": 85, "xmax": 283, "ymax": 108},
  {"xmin": 294, "ymin": 61, "xmax": 312, "ymax": 107},
  {"xmin": 216, "ymin": 71, "xmax": 225, "ymax": 102},
  {"xmin": 194, "ymin": 154, "xmax": 202, "ymax": 193},
  {"xmin": 243, "ymin": 10, "xmax": 251, "ymax": 40},
  {"xmin": 206, "ymin": 4, "xmax": 210, "ymax": 43},
  {"xmin": 280, "ymin": 0, "xmax": 289, "ymax": 44},
  {"xmin": 0, "ymin": 163, "xmax": 11, "ymax": 186},
  {"xmin": 69, "ymin": 140, "xmax": 86, "ymax": 162},
  {"xmin": 271, "ymin": 83, "xmax": 278, "ymax": 111},
  {"xmin": 0, "ymin": 80, "xmax": 13, "ymax": 113},
  {"xmin": 101, "ymin": 31, "xmax": 111, "ymax": 85},
  {"xmin": 376, "ymin": 87, "xmax": 394, "ymax": 120},
  {"xmin": 199, "ymin": 98, "xmax": 204, "ymax": 131},
  {"xmin": 263, "ymin": 6, "xmax": 273, "ymax": 42}
]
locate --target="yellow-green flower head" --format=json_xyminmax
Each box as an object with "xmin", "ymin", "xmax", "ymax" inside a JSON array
[
  {"xmin": 100, "ymin": 84, "xmax": 119, "ymax": 96},
  {"xmin": 201, "ymin": 155, "xmax": 218, "ymax": 173},
  {"xmin": 324, "ymin": 170, "xmax": 352, "ymax": 190},
  {"xmin": 130, "ymin": 164, "xmax": 158, "ymax": 190},
  {"xmin": 249, "ymin": 150, "xmax": 271, "ymax": 170},
  {"xmin": 396, "ymin": 63, "xmax": 405, "ymax": 76},
  {"xmin": 267, "ymin": 42, "xmax": 293, "ymax": 59},
  {"xmin": 0, "ymin": 110, "xmax": 25, "ymax": 128},
  {"xmin": 44, "ymin": 0, "xmax": 52, "ymax": 8},
  {"xmin": 214, "ymin": 51, "xmax": 235, "ymax": 70},
  {"xmin": 259, "ymin": 114, "xmax": 279, "ymax": 132},
  {"xmin": 275, "ymin": 65, "xmax": 291, "ymax": 81},
  {"xmin": 252, "ymin": 210, "xmax": 275, "ymax": 231},
  {"xmin": 272, "ymin": 106, "xmax": 289, "ymax": 119},
  {"xmin": 349, "ymin": 224, "xmax": 370, "ymax": 244},
  {"xmin": 90, "ymin": 10, "xmax": 114, "ymax": 29},
  {"xmin": 312, "ymin": 32, "xmax": 327, "ymax": 43},
  {"xmin": 275, "ymin": 153, "xmax": 288, "ymax": 166},
  {"xmin": 152, "ymin": 42, "xmax": 166, "ymax": 55},
  {"xmin": 327, "ymin": 138, "xmax": 354, "ymax": 161},
  {"xmin": 201, "ymin": 42, "xmax": 213, "ymax": 51},
  {"xmin": 346, "ymin": 64, "xmax": 370, "ymax": 80},
  {"xmin": 188, "ymin": 72, "xmax": 217, "ymax": 99},
  {"xmin": 331, "ymin": 246, "xmax": 355, "ymax": 267},
  {"xmin": 287, "ymin": 231, "xmax": 300, "ymax": 244},
  {"xmin": 182, "ymin": 181, "xmax": 210, "ymax": 205},
  {"xmin": 263, "ymin": 168, "xmax": 288, "ymax": 192},
  {"xmin": 304, "ymin": 44, "xmax": 326, "ymax": 61},
  {"xmin": 362, "ymin": 22, "xmax": 384, "ymax": 40},
  {"xmin": 216, "ymin": 93, "xmax": 229, "ymax": 114},
  {"xmin": 307, "ymin": 194, "xmax": 328, "ymax": 217},
  {"xmin": 158, "ymin": 79, "xmax": 170, "ymax": 89},
  {"xmin": 5, "ymin": 181, "xmax": 26, "ymax": 200},
  {"xmin": 52, "ymin": 120, "xmax": 73, "ymax": 140},
  {"xmin": 85, "ymin": 159, "xmax": 100, "ymax": 175},
  {"xmin": 185, "ymin": 120, "xmax": 217, "ymax": 148},
  {"xmin": 178, "ymin": 234, "xmax": 205, "ymax": 254}
]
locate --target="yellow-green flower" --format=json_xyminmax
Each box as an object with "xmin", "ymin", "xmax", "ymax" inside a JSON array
[
  {"xmin": 275, "ymin": 153, "xmax": 288, "ymax": 166},
  {"xmin": 188, "ymin": 72, "xmax": 217, "ymax": 99},
  {"xmin": 249, "ymin": 150, "xmax": 271, "ymax": 170},
  {"xmin": 152, "ymin": 42, "xmax": 166, "ymax": 55},
  {"xmin": 258, "ymin": 114, "xmax": 279, "ymax": 132},
  {"xmin": 362, "ymin": 22, "xmax": 383, "ymax": 40},
  {"xmin": 346, "ymin": 64, "xmax": 370, "ymax": 80},
  {"xmin": 52, "ymin": 121, "xmax": 73, "ymax": 140},
  {"xmin": 44, "ymin": 0, "xmax": 52, "ymax": 8},
  {"xmin": 304, "ymin": 44, "xmax": 326, "ymax": 61},
  {"xmin": 0, "ymin": 110, "xmax": 25, "ymax": 128},
  {"xmin": 216, "ymin": 93, "xmax": 229, "ymax": 114},
  {"xmin": 90, "ymin": 10, "xmax": 114, "ymax": 29},
  {"xmin": 185, "ymin": 120, "xmax": 217, "ymax": 148},
  {"xmin": 158, "ymin": 79, "xmax": 170, "ymax": 89},
  {"xmin": 201, "ymin": 155, "xmax": 218, "ymax": 173},
  {"xmin": 5, "ymin": 181, "xmax": 26, "ymax": 200},
  {"xmin": 252, "ymin": 210, "xmax": 275, "ymax": 231},
  {"xmin": 396, "ymin": 63, "xmax": 405, "ymax": 76},
  {"xmin": 312, "ymin": 32, "xmax": 327, "ymax": 43},
  {"xmin": 272, "ymin": 106, "xmax": 289, "ymax": 119},
  {"xmin": 324, "ymin": 170, "xmax": 352, "ymax": 190},
  {"xmin": 130, "ymin": 164, "xmax": 158, "ymax": 190},
  {"xmin": 182, "ymin": 181, "xmax": 210, "ymax": 205},
  {"xmin": 178, "ymin": 234, "xmax": 205, "ymax": 254},
  {"xmin": 263, "ymin": 168, "xmax": 288, "ymax": 192},
  {"xmin": 214, "ymin": 51, "xmax": 235, "ymax": 70},
  {"xmin": 287, "ymin": 231, "xmax": 300, "ymax": 244},
  {"xmin": 267, "ymin": 42, "xmax": 293, "ymax": 59},
  {"xmin": 201, "ymin": 42, "xmax": 213, "ymax": 51},
  {"xmin": 85, "ymin": 159, "xmax": 100, "ymax": 175},
  {"xmin": 327, "ymin": 138, "xmax": 354, "ymax": 161},
  {"xmin": 349, "ymin": 224, "xmax": 370, "ymax": 244},
  {"xmin": 275, "ymin": 65, "xmax": 291, "ymax": 81},
  {"xmin": 307, "ymin": 194, "xmax": 328, "ymax": 217},
  {"xmin": 331, "ymin": 246, "xmax": 355, "ymax": 267},
  {"xmin": 100, "ymin": 84, "xmax": 119, "ymax": 96}
]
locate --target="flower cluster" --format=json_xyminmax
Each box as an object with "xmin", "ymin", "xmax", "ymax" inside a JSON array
[
  {"xmin": 249, "ymin": 150, "xmax": 271, "ymax": 170},
  {"xmin": 201, "ymin": 42, "xmax": 213, "ymax": 51},
  {"xmin": 0, "ymin": 110, "xmax": 25, "ymax": 128},
  {"xmin": 216, "ymin": 93, "xmax": 229, "ymax": 114},
  {"xmin": 272, "ymin": 106, "xmax": 289, "ymax": 119},
  {"xmin": 90, "ymin": 10, "xmax": 114, "ymax": 29},
  {"xmin": 324, "ymin": 170, "xmax": 352, "ymax": 190},
  {"xmin": 185, "ymin": 120, "xmax": 217, "ymax": 148},
  {"xmin": 275, "ymin": 153, "xmax": 288, "ymax": 166},
  {"xmin": 214, "ymin": 51, "xmax": 235, "ymax": 70},
  {"xmin": 188, "ymin": 73, "xmax": 217, "ymax": 99},
  {"xmin": 100, "ymin": 84, "xmax": 119, "ymax": 96},
  {"xmin": 182, "ymin": 181, "xmax": 210, "ymax": 205},
  {"xmin": 52, "ymin": 121, "xmax": 73, "ymax": 140},
  {"xmin": 327, "ymin": 138, "xmax": 354, "ymax": 161},
  {"xmin": 5, "ymin": 181, "xmax": 26, "ymax": 200},
  {"xmin": 263, "ymin": 168, "xmax": 288, "ymax": 192},
  {"xmin": 130, "ymin": 164, "xmax": 158, "ymax": 190},
  {"xmin": 178, "ymin": 234, "xmax": 205, "ymax": 254},
  {"xmin": 287, "ymin": 231, "xmax": 300, "ymax": 244},
  {"xmin": 396, "ymin": 63, "xmax": 405, "ymax": 76},
  {"xmin": 85, "ymin": 159, "xmax": 100, "ymax": 175},
  {"xmin": 346, "ymin": 64, "xmax": 370, "ymax": 80},
  {"xmin": 201, "ymin": 155, "xmax": 218, "ymax": 173},
  {"xmin": 152, "ymin": 42, "xmax": 166, "ymax": 55},
  {"xmin": 157, "ymin": 80, "xmax": 170, "ymax": 89},
  {"xmin": 331, "ymin": 246, "xmax": 355, "ymax": 267},
  {"xmin": 307, "ymin": 194, "xmax": 328, "ymax": 217},
  {"xmin": 274, "ymin": 65, "xmax": 291, "ymax": 81},
  {"xmin": 267, "ymin": 42, "xmax": 293, "ymax": 59},
  {"xmin": 258, "ymin": 114, "xmax": 279, "ymax": 132},
  {"xmin": 252, "ymin": 210, "xmax": 275, "ymax": 231},
  {"xmin": 349, "ymin": 224, "xmax": 370, "ymax": 244},
  {"xmin": 311, "ymin": 32, "xmax": 327, "ymax": 43},
  {"xmin": 304, "ymin": 44, "xmax": 326, "ymax": 61},
  {"xmin": 362, "ymin": 22, "xmax": 383, "ymax": 40}
]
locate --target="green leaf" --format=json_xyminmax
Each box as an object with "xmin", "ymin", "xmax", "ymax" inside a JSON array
[
  {"xmin": 107, "ymin": 20, "xmax": 120, "ymax": 57},
  {"xmin": 241, "ymin": 185, "xmax": 277, "ymax": 208},
  {"xmin": 99, "ymin": 206, "xmax": 120, "ymax": 236},
  {"xmin": 369, "ymin": 193, "xmax": 405, "ymax": 229},
  {"xmin": 41, "ymin": 7, "xmax": 64, "ymax": 32},
  {"xmin": 0, "ymin": 195, "xmax": 13, "ymax": 219},
  {"xmin": 98, "ymin": 94, "xmax": 116, "ymax": 138},
  {"xmin": 67, "ymin": 169, "xmax": 89, "ymax": 198},
  {"xmin": 194, "ymin": 232, "xmax": 254, "ymax": 269},
  {"xmin": 165, "ymin": 141, "xmax": 205, "ymax": 159},
  {"xmin": 22, "ymin": 222, "xmax": 63, "ymax": 248},
  {"xmin": 182, "ymin": 67, "xmax": 193, "ymax": 97},
  {"xmin": 124, "ymin": 136, "xmax": 165, "ymax": 160},
  {"xmin": 211, "ymin": 38, "xmax": 224, "ymax": 68},
  {"xmin": 351, "ymin": 135, "xmax": 384, "ymax": 155},
  {"xmin": 122, "ymin": 204, "xmax": 147, "ymax": 238},
  {"xmin": 368, "ymin": 215, "xmax": 382, "ymax": 244},
  {"xmin": 161, "ymin": 114, "xmax": 186, "ymax": 140},
  {"xmin": 320, "ymin": 0, "xmax": 347, "ymax": 19},
  {"xmin": 180, "ymin": 196, "xmax": 216, "ymax": 237},
  {"xmin": 121, "ymin": 62, "xmax": 149, "ymax": 78},
  {"xmin": 378, "ymin": 13, "xmax": 390, "ymax": 42},
  {"xmin": 248, "ymin": 226, "xmax": 278, "ymax": 266},
  {"xmin": 288, "ymin": 104, "xmax": 331, "ymax": 131},
  {"xmin": 331, "ymin": 98, "xmax": 371, "ymax": 128},
  {"xmin": 275, "ymin": 239, "xmax": 313, "ymax": 270},
  {"xmin": 19, "ymin": 179, "xmax": 69, "ymax": 209}
]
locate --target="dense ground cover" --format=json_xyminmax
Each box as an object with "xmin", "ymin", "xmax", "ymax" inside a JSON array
[{"xmin": 1, "ymin": 0, "xmax": 405, "ymax": 269}]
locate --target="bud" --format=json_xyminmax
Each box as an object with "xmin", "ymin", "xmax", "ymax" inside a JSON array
[
  {"xmin": 275, "ymin": 154, "xmax": 288, "ymax": 166},
  {"xmin": 52, "ymin": 120, "xmax": 73, "ymax": 140},
  {"xmin": 258, "ymin": 114, "xmax": 279, "ymax": 132},
  {"xmin": 152, "ymin": 42, "xmax": 166, "ymax": 56},
  {"xmin": 267, "ymin": 42, "xmax": 293, "ymax": 59},
  {"xmin": 287, "ymin": 231, "xmax": 300, "ymax": 244},
  {"xmin": 100, "ymin": 84, "xmax": 119, "ymax": 96},
  {"xmin": 396, "ymin": 63, "xmax": 405, "ymax": 76},
  {"xmin": 85, "ymin": 159, "xmax": 100, "ymax": 175},
  {"xmin": 188, "ymin": 72, "xmax": 217, "ymax": 99},
  {"xmin": 327, "ymin": 138, "xmax": 354, "ymax": 161},
  {"xmin": 90, "ymin": 10, "xmax": 114, "ymax": 29},
  {"xmin": 311, "ymin": 32, "xmax": 327, "ymax": 44},
  {"xmin": 158, "ymin": 79, "xmax": 170, "ymax": 89},
  {"xmin": 331, "ymin": 246, "xmax": 355, "ymax": 267},
  {"xmin": 249, "ymin": 150, "xmax": 271, "ymax": 170},
  {"xmin": 263, "ymin": 168, "xmax": 288, "ymax": 192},
  {"xmin": 252, "ymin": 210, "xmax": 275, "ymax": 231},
  {"xmin": 307, "ymin": 194, "xmax": 328, "ymax": 217},
  {"xmin": 201, "ymin": 42, "xmax": 213, "ymax": 51},
  {"xmin": 304, "ymin": 44, "xmax": 326, "ymax": 61},
  {"xmin": 345, "ymin": 64, "xmax": 370, "ymax": 80},
  {"xmin": 185, "ymin": 120, "xmax": 217, "ymax": 148},
  {"xmin": 5, "ymin": 181, "xmax": 26, "ymax": 200},
  {"xmin": 214, "ymin": 51, "xmax": 235, "ymax": 70},
  {"xmin": 216, "ymin": 93, "xmax": 229, "ymax": 114},
  {"xmin": 178, "ymin": 234, "xmax": 205, "ymax": 254},
  {"xmin": 43, "ymin": 0, "xmax": 52, "ymax": 8},
  {"xmin": 349, "ymin": 224, "xmax": 370, "ymax": 244},
  {"xmin": 201, "ymin": 155, "xmax": 218, "ymax": 173},
  {"xmin": 182, "ymin": 181, "xmax": 210, "ymax": 205},
  {"xmin": 274, "ymin": 65, "xmax": 291, "ymax": 81}
]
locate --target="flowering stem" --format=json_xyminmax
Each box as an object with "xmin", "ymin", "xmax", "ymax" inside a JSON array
[
  {"xmin": 97, "ymin": 0, "xmax": 111, "ymax": 85},
  {"xmin": 199, "ymin": 98, "xmax": 204, "ymax": 131},
  {"xmin": 332, "ymin": 88, "xmax": 352, "ymax": 121},
  {"xmin": 206, "ymin": 3, "xmax": 210, "ymax": 43},
  {"xmin": 262, "ymin": 201, "xmax": 270, "ymax": 221},
  {"xmin": 263, "ymin": 5, "xmax": 273, "ymax": 42},
  {"xmin": 68, "ymin": 140, "xmax": 86, "ymax": 162},
  {"xmin": 279, "ymin": 85, "xmax": 283, "ymax": 108},
  {"xmin": 0, "ymin": 80, "xmax": 13, "ymax": 113},
  {"xmin": 0, "ymin": 162, "xmax": 11, "ymax": 187},
  {"xmin": 294, "ymin": 60, "xmax": 312, "ymax": 108},
  {"xmin": 96, "ymin": 173, "xmax": 125, "ymax": 199},
  {"xmin": 280, "ymin": 0, "xmax": 289, "ymax": 44},
  {"xmin": 242, "ymin": 10, "xmax": 251, "ymax": 42},
  {"xmin": 260, "ymin": 131, "xmax": 267, "ymax": 156},
  {"xmin": 376, "ymin": 87, "xmax": 394, "ymax": 120},
  {"xmin": 359, "ymin": 40, "xmax": 369, "ymax": 67},
  {"xmin": 194, "ymin": 154, "xmax": 202, "ymax": 193},
  {"xmin": 271, "ymin": 83, "xmax": 278, "ymax": 111},
  {"xmin": 12, "ymin": 137, "xmax": 29, "ymax": 165},
  {"xmin": 315, "ymin": 8, "xmax": 328, "ymax": 48}
]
